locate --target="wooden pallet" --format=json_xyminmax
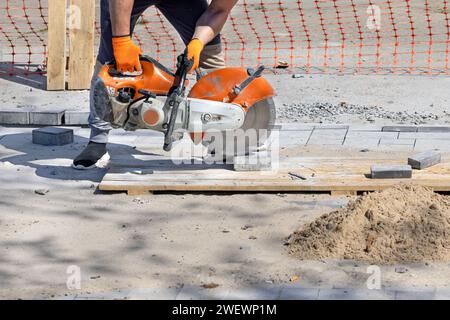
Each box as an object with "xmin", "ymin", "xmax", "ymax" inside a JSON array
[{"xmin": 99, "ymin": 154, "xmax": 450, "ymax": 195}]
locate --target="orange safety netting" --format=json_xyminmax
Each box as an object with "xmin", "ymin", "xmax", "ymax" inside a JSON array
[{"xmin": 1, "ymin": 0, "xmax": 450, "ymax": 76}]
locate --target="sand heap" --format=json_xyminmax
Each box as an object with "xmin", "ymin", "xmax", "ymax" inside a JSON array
[{"xmin": 287, "ymin": 185, "xmax": 450, "ymax": 264}]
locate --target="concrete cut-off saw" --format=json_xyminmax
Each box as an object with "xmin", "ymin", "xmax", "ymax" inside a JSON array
[{"xmin": 93, "ymin": 53, "xmax": 276, "ymax": 158}]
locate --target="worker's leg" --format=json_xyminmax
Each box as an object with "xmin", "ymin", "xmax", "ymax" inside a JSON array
[
  {"xmin": 73, "ymin": 0, "xmax": 157, "ymax": 169},
  {"xmin": 156, "ymin": 0, "xmax": 226, "ymax": 71}
]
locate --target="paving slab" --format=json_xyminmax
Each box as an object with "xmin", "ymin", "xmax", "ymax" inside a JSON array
[
  {"xmin": 343, "ymin": 138, "xmax": 380, "ymax": 149},
  {"xmin": 279, "ymin": 130, "xmax": 312, "ymax": 147},
  {"xmin": 308, "ymin": 129, "xmax": 347, "ymax": 145},
  {"xmin": 394, "ymin": 288, "xmax": 436, "ymax": 300},
  {"xmin": 65, "ymin": 111, "xmax": 90, "ymax": 126},
  {"xmin": 345, "ymin": 131, "xmax": 398, "ymax": 139},
  {"xmin": 175, "ymin": 285, "xmax": 229, "ymax": 300},
  {"xmin": 318, "ymin": 289, "xmax": 395, "ymax": 300},
  {"xmin": 417, "ymin": 126, "xmax": 450, "ymax": 133},
  {"xmin": 32, "ymin": 127, "xmax": 74, "ymax": 146},
  {"xmin": 434, "ymin": 288, "xmax": 450, "ymax": 300},
  {"xmin": 415, "ymin": 139, "xmax": 450, "ymax": 152},
  {"xmin": 279, "ymin": 287, "xmax": 320, "ymax": 300},
  {"xmin": 408, "ymin": 150, "xmax": 442, "ymax": 170},
  {"xmin": 399, "ymin": 132, "xmax": 450, "ymax": 140},
  {"xmin": 71, "ymin": 288, "xmax": 182, "ymax": 300},
  {"xmin": 371, "ymin": 165, "xmax": 413, "ymax": 179},
  {"xmin": 29, "ymin": 111, "xmax": 64, "ymax": 126},
  {"xmin": 0, "ymin": 111, "xmax": 29, "ymax": 125},
  {"xmin": 225, "ymin": 287, "xmax": 282, "ymax": 300},
  {"xmin": 382, "ymin": 126, "xmax": 418, "ymax": 132}
]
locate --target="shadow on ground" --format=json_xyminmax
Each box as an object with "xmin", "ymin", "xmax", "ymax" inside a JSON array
[{"xmin": 0, "ymin": 132, "xmax": 159, "ymax": 183}]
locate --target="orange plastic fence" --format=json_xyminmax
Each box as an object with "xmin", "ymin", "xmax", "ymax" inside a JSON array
[{"xmin": 1, "ymin": 0, "xmax": 450, "ymax": 76}]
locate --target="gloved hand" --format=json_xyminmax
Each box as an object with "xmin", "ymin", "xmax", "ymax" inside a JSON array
[
  {"xmin": 186, "ymin": 38, "xmax": 204, "ymax": 72},
  {"xmin": 112, "ymin": 35, "xmax": 142, "ymax": 73}
]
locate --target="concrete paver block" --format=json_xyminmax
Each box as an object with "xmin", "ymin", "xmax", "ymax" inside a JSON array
[
  {"xmin": 29, "ymin": 111, "xmax": 65, "ymax": 126},
  {"xmin": 399, "ymin": 132, "xmax": 450, "ymax": 140},
  {"xmin": 382, "ymin": 126, "xmax": 418, "ymax": 132},
  {"xmin": 318, "ymin": 289, "xmax": 394, "ymax": 300},
  {"xmin": 371, "ymin": 165, "xmax": 413, "ymax": 179},
  {"xmin": 345, "ymin": 131, "xmax": 397, "ymax": 139},
  {"xmin": 32, "ymin": 127, "xmax": 74, "ymax": 146},
  {"xmin": 225, "ymin": 287, "xmax": 282, "ymax": 300},
  {"xmin": 308, "ymin": 129, "xmax": 347, "ymax": 146},
  {"xmin": 0, "ymin": 111, "xmax": 29, "ymax": 125},
  {"xmin": 176, "ymin": 285, "xmax": 229, "ymax": 300},
  {"xmin": 234, "ymin": 151, "xmax": 272, "ymax": 171},
  {"xmin": 417, "ymin": 126, "xmax": 450, "ymax": 133},
  {"xmin": 394, "ymin": 288, "xmax": 436, "ymax": 300},
  {"xmin": 279, "ymin": 288, "xmax": 319, "ymax": 300},
  {"xmin": 414, "ymin": 139, "xmax": 450, "ymax": 152},
  {"xmin": 408, "ymin": 150, "xmax": 441, "ymax": 170},
  {"xmin": 64, "ymin": 111, "xmax": 90, "ymax": 125},
  {"xmin": 344, "ymin": 138, "xmax": 380, "ymax": 149}
]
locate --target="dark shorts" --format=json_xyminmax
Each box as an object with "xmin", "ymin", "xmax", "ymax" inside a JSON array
[{"xmin": 98, "ymin": 0, "xmax": 222, "ymax": 64}]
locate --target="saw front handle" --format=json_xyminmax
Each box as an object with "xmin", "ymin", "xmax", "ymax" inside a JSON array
[{"xmin": 163, "ymin": 53, "xmax": 194, "ymax": 152}]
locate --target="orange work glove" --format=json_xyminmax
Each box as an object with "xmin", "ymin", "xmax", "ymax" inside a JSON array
[
  {"xmin": 186, "ymin": 38, "xmax": 204, "ymax": 71},
  {"xmin": 112, "ymin": 35, "xmax": 142, "ymax": 73}
]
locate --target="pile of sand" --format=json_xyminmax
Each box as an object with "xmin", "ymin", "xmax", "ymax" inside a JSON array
[{"xmin": 287, "ymin": 185, "xmax": 450, "ymax": 264}]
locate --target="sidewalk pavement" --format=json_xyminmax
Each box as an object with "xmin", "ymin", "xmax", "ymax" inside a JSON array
[
  {"xmin": 2, "ymin": 124, "xmax": 449, "ymax": 153},
  {"xmin": 64, "ymin": 285, "xmax": 450, "ymax": 300}
]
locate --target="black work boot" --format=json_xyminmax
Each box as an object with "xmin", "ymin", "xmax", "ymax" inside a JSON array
[{"xmin": 72, "ymin": 142, "xmax": 108, "ymax": 170}]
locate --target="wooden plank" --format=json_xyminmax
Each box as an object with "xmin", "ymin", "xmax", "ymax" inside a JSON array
[
  {"xmin": 99, "ymin": 154, "xmax": 450, "ymax": 195},
  {"xmin": 68, "ymin": 0, "xmax": 95, "ymax": 90},
  {"xmin": 47, "ymin": 0, "xmax": 67, "ymax": 90}
]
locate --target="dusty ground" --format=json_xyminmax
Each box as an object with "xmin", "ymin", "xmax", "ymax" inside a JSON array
[{"xmin": 1, "ymin": 127, "xmax": 450, "ymax": 299}]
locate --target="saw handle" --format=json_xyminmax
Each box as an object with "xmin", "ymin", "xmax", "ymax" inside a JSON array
[{"xmin": 163, "ymin": 52, "xmax": 194, "ymax": 152}]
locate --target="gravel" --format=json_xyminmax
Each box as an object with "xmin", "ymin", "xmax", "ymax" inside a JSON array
[{"xmin": 277, "ymin": 102, "xmax": 449, "ymax": 124}]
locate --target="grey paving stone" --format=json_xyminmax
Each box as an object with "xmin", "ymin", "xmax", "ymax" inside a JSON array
[
  {"xmin": 29, "ymin": 111, "xmax": 65, "ymax": 126},
  {"xmin": 314, "ymin": 125, "xmax": 350, "ymax": 130},
  {"xmin": 175, "ymin": 285, "xmax": 229, "ymax": 300},
  {"xmin": 32, "ymin": 127, "xmax": 74, "ymax": 146},
  {"xmin": 318, "ymin": 289, "xmax": 394, "ymax": 300},
  {"xmin": 278, "ymin": 123, "xmax": 316, "ymax": 131},
  {"xmin": 434, "ymin": 288, "xmax": 450, "ymax": 300},
  {"xmin": 408, "ymin": 150, "xmax": 441, "ymax": 170},
  {"xmin": 394, "ymin": 288, "xmax": 436, "ymax": 300},
  {"xmin": 279, "ymin": 130, "xmax": 312, "ymax": 147},
  {"xmin": 345, "ymin": 131, "xmax": 397, "ymax": 139},
  {"xmin": 399, "ymin": 132, "xmax": 450, "ymax": 139},
  {"xmin": 65, "ymin": 111, "xmax": 90, "ymax": 125},
  {"xmin": 382, "ymin": 126, "xmax": 418, "ymax": 132},
  {"xmin": 415, "ymin": 139, "xmax": 450, "ymax": 152},
  {"xmin": 371, "ymin": 165, "xmax": 413, "ymax": 179},
  {"xmin": 417, "ymin": 126, "xmax": 450, "ymax": 133},
  {"xmin": 72, "ymin": 288, "xmax": 181, "ymax": 300},
  {"xmin": 343, "ymin": 138, "xmax": 380, "ymax": 149},
  {"xmin": 308, "ymin": 139, "xmax": 345, "ymax": 146},
  {"xmin": 279, "ymin": 288, "xmax": 319, "ymax": 300},
  {"xmin": 0, "ymin": 111, "xmax": 29, "ymax": 125},
  {"xmin": 234, "ymin": 151, "xmax": 272, "ymax": 172},
  {"xmin": 379, "ymin": 138, "xmax": 415, "ymax": 145},
  {"xmin": 308, "ymin": 129, "xmax": 347, "ymax": 145},
  {"xmin": 225, "ymin": 287, "xmax": 282, "ymax": 300}
]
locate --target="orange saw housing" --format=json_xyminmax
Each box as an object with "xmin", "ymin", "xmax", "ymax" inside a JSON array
[{"xmin": 98, "ymin": 57, "xmax": 275, "ymax": 112}]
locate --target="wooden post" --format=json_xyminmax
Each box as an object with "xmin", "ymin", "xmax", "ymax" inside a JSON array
[
  {"xmin": 47, "ymin": 0, "xmax": 67, "ymax": 91},
  {"xmin": 68, "ymin": 0, "xmax": 95, "ymax": 90}
]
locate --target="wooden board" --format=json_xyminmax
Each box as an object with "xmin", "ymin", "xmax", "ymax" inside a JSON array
[
  {"xmin": 47, "ymin": 0, "xmax": 67, "ymax": 90},
  {"xmin": 99, "ymin": 155, "xmax": 450, "ymax": 195},
  {"xmin": 68, "ymin": 0, "xmax": 95, "ymax": 90}
]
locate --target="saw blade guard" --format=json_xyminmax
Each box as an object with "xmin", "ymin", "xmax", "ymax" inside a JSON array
[
  {"xmin": 188, "ymin": 67, "xmax": 276, "ymax": 111},
  {"xmin": 188, "ymin": 68, "xmax": 277, "ymax": 156}
]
